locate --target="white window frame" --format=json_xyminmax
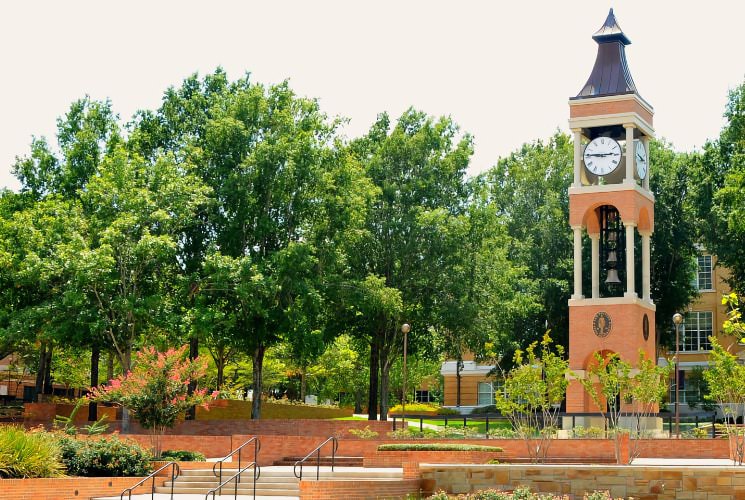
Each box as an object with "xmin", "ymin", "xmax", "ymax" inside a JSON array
[
  {"xmin": 679, "ymin": 311, "xmax": 713, "ymax": 352},
  {"xmin": 695, "ymin": 255, "xmax": 713, "ymax": 291},
  {"xmin": 477, "ymin": 381, "xmax": 494, "ymax": 406}
]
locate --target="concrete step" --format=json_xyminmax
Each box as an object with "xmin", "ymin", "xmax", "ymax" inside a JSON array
[
  {"xmin": 273, "ymin": 456, "xmax": 363, "ymax": 466},
  {"xmin": 155, "ymin": 486, "xmax": 300, "ymax": 496}
]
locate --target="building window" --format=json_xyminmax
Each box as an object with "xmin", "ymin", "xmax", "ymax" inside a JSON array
[
  {"xmin": 679, "ymin": 311, "xmax": 713, "ymax": 352},
  {"xmin": 414, "ymin": 390, "xmax": 430, "ymax": 403},
  {"xmin": 695, "ymin": 255, "xmax": 713, "ymax": 291},
  {"xmin": 477, "ymin": 382, "xmax": 494, "ymax": 406}
]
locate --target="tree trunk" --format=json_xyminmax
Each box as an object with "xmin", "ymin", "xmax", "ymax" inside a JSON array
[
  {"xmin": 300, "ymin": 367, "xmax": 307, "ymax": 402},
  {"xmin": 88, "ymin": 344, "xmax": 100, "ymax": 421},
  {"xmin": 251, "ymin": 344, "xmax": 266, "ymax": 419},
  {"xmin": 107, "ymin": 352, "xmax": 114, "ymax": 381},
  {"xmin": 367, "ymin": 337, "xmax": 380, "ymax": 420},
  {"xmin": 186, "ymin": 336, "xmax": 199, "ymax": 420},
  {"xmin": 379, "ymin": 350, "xmax": 393, "ymax": 421},
  {"xmin": 42, "ymin": 344, "xmax": 53, "ymax": 396},
  {"xmin": 354, "ymin": 387, "xmax": 363, "ymax": 414},
  {"xmin": 216, "ymin": 355, "xmax": 225, "ymax": 391},
  {"xmin": 456, "ymin": 356, "xmax": 463, "ymax": 407},
  {"xmin": 34, "ymin": 342, "xmax": 47, "ymax": 402}
]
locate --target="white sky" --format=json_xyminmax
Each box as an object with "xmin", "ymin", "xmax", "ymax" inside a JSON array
[{"xmin": 1, "ymin": 1, "xmax": 743, "ymax": 190}]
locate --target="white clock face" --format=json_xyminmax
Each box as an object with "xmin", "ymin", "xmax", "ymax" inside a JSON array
[
  {"xmin": 635, "ymin": 140, "xmax": 648, "ymax": 179},
  {"xmin": 583, "ymin": 137, "xmax": 622, "ymax": 176}
]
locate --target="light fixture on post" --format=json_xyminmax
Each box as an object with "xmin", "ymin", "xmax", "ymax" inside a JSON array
[
  {"xmin": 672, "ymin": 313, "xmax": 684, "ymax": 438},
  {"xmin": 401, "ymin": 323, "xmax": 411, "ymax": 429}
]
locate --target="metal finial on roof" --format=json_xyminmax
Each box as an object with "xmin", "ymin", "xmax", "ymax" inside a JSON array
[
  {"xmin": 574, "ymin": 8, "xmax": 637, "ymax": 98},
  {"xmin": 592, "ymin": 8, "xmax": 631, "ymax": 45}
]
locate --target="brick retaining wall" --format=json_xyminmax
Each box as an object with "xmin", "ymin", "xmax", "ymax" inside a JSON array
[
  {"xmin": 299, "ymin": 478, "xmax": 422, "ymax": 499},
  {"xmin": 0, "ymin": 476, "xmax": 164, "ymax": 500}
]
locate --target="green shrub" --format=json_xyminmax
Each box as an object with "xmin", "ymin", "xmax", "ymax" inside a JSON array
[
  {"xmin": 348, "ymin": 426, "xmax": 379, "ymax": 439},
  {"xmin": 388, "ymin": 427, "xmax": 440, "ymax": 439},
  {"xmin": 683, "ymin": 426, "xmax": 710, "ymax": 439},
  {"xmin": 388, "ymin": 403, "xmax": 458, "ymax": 415},
  {"xmin": 469, "ymin": 405, "xmax": 497, "ymax": 415},
  {"xmin": 486, "ymin": 427, "xmax": 518, "ymax": 438},
  {"xmin": 570, "ymin": 426, "xmax": 605, "ymax": 439},
  {"xmin": 59, "ymin": 435, "xmax": 152, "ymax": 477},
  {"xmin": 0, "ymin": 426, "xmax": 65, "ymax": 478},
  {"xmin": 159, "ymin": 449, "xmax": 206, "ymax": 461},
  {"xmin": 377, "ymin": 443, "xmax": 502, "ymax": 452}
]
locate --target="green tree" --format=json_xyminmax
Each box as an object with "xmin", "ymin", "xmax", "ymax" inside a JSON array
[
  {"xmin": 579, "ymin": 351, "xmax": 670, "ymax": 464},
  {"xmin": 648, "ymin": 140, "xmax": 699, "ymax": 346},
  {"xmin": 136, "ymin": 71, "xmax": 369, "ymax": 418},
  {"xmin": 90, "ymin": 345, "xmax": 212, "ymax": 457},
  {"xmin": 483, "ymin": 133, "xmax": 574, "ymax": 348},
  {"xmin": 692, "ymin": 80, "xmax": 745, "ymax": 292},
  {"xmin": 71, "ymin": 146, "xmax": 209, "ymax": 372},
  {"xmin": 494, "ymin": 333, "xmax": 568, "ymax": 463},
  {"xmin": 345, "ymin": 109, "xmax": 471, "ymax": 420},
  {"xmin": 704, "ymin": 336, "xmax": 745, "ymax": 465}
]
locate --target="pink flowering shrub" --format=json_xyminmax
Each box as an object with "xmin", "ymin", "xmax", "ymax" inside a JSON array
[{"xmin": 89, "ymin": 345, "xmax": 213, "ymax": 457}]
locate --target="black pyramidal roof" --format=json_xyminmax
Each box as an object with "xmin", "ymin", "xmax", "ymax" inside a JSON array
[{"xmin": 574, "ymin": 9, "xmax": 638, "ymax": 99}]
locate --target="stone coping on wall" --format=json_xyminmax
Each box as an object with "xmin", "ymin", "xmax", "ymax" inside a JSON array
[{"xmin": 419, "ymin": 463, "xmax": 745, "ymax": 499}]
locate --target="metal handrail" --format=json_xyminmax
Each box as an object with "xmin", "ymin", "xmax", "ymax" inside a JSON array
[
  {"xmin": 205, "ymin": 461, "xmax": 259, "ymax": 500},
  {"xmin": 293, "ymin": 436, "xmax": 338, "ymax": 481},
  {"xmin": 120, "ymin": 461, "xmax": 180, "ymax": 500},
  {"xmin": 212, "ymin": 436, "xmax": 260, "ymax": 485}
]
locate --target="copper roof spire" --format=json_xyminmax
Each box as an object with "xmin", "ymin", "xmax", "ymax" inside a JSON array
[{"xmin": 575, "ymin": 8, "xmax": 638, "ymax": 99}]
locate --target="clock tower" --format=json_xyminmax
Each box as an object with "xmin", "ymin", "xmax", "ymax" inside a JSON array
[{"xmin": 566, "ymin": 9, "xmax": 656, "ymax": 420}]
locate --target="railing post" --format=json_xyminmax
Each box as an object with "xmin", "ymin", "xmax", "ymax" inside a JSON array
[
  {"xmin": 170, "ymin": 464, "xmax": 175, "ymax": 498},
  {"xmin": 393, "ymin": 416, "xmax": 396, "ymax": 431},
  {"xmin": 486, "ymin": 416, "xmax": 489, "ymax": 437},
  {"xmin": 712, "ymin": 412, "xmax": 716, "ymax": 439},
  {"xmin": 463, "ymin": 416, "xmax": 466, "ymax": 428},
  {"xmin": 444, "ymin": 416, "xmax": 448, "ymax": 427},
  {"xmin": 420, "ymin": 418, "xmax": 423, "ymax": 432}
]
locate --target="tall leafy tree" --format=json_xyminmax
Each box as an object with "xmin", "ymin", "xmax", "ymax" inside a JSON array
[
  {"xmin": 135, "ymin": 71, "xmax": 370, "ymax": 418},
  {"xmin": 693, "ymin": 80, "xmax": 745, "ymax": 292},
  {"xmin": 648, "ymin": 140, "xmax": 698, "ymax": 345},
  {"xmin": 345, "ymin": 109, "xmax": 471, "ymax": 419},
  {"xmin": 71, "ymin": 146, "xmax": 209, "ymax": 371},
  {"xmin": 483, "ymin": 133, "xmax": 574, "ymax": 348}
]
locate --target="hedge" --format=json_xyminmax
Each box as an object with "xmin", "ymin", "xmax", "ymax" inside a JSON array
[{"xmin": 377, "ymin": 443, "xmax": 502, "ymax": 452}]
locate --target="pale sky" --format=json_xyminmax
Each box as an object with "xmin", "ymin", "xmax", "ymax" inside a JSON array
[{"xmin": 1, "ymin": 1, "xmax": 743, "ymax": 190}]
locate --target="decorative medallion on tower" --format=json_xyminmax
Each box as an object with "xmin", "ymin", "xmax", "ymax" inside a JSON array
[
  {"xmin": 592, "ymin": 312, "xmax": 612, "ymax": 338},
  {"xmin": 565, "ymin": 9, "xmax": 658, "ymax": 419}
]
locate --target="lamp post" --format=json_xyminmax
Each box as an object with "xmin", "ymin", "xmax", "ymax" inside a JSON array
[
  {"xmin": 401, "ymin": 323, "xmax": 411, "ymax": 428},
  {"xmin": 672, "ymin": 313, "xmax": 684, "ymax": 438}
]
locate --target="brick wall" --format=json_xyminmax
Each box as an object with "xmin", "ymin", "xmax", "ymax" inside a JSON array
[
  {"xmin": 121, "ymin": 434, "xmax": 234, "ymax": 458},
  {"xmin": 364, "ymin": 450, "xmax": 500, "ymax": 468},
  {"xmin": 0, "ymin": 476, "xmax": 164, "ymax": 500},
  {"xmin": 299, "ymin": 478, "xmax": 422, "ymax": 500},
  {"xmin": 106, "ymin": 418, "xmax": 393, "ymax": 437},
  {"xmin": 420, "ymin": 464, "xmax": 745, "ymax": 499}
]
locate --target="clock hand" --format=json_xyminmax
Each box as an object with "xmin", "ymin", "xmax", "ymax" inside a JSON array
[
  {"xmin": 586, "ymin": 153, "xmax": 614, "ymax": 157},
  {"xmin": 636, "ymin": 154, "xmax": 645, "ymax": 162}
]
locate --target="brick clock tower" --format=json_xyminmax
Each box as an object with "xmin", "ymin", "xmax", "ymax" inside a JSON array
[{"xmin": 565, "ymin": 10, "xmax": 657, "ymax": 420}]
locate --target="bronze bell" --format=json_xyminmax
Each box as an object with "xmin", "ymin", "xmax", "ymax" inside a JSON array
[
  {"xmin": 606, "ymin": 250, "xmax": 617, "ymax": 264},
  {"xmin": 605, "ymin": 268, "xmax": 622, "ymax": 284}
]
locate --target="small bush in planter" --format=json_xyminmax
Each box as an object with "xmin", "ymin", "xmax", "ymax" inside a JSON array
[
  {"xmin": 0, "ymin": 426, "xmax": 65, "ymax": 478},
  {"xmin": 378, "ymin": 443, "xmax": 502, "ymax": 452},
  {"xmin": 59, "ymin": 435, "xmax": 152, "ymax": 477},
  {"xmin": 159, "ymin": 450, "xmax": 206, "ymax": 461},
  {"xmin": 348, "ymin": 426, "xmax": 379, "ymax": 439}
]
